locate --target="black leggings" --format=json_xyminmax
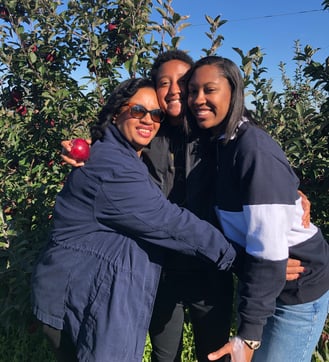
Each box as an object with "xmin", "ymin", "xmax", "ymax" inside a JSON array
[
  {"xmin": 149, "ymin": 269, "xmax": 233, "ymax": 362},
  {"xmin": 42, "ymin": 323, "xmax": 78, "ymax": 362}
]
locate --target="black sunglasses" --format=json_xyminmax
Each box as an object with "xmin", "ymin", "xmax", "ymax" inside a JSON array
[{"xmin": 123, "ymin": 103, "xmax": 165, "ymax": 123}]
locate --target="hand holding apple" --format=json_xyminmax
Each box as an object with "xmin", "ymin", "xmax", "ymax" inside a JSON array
[{"xmin": 61, "ymin": 138, "xmax": 91, "ymax": 167}]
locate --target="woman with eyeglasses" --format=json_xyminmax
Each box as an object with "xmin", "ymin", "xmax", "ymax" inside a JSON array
[{"xmin": 31, "ymin": 78, "xmax": 238, "ymax": 362}]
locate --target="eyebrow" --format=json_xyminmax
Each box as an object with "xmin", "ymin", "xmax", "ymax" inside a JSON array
[
  {"xmin": 157, "ymin": 72, "xmax": 187, "ymax": 81},
  {"xmin": 188, "ymin": 81, "xmax": 220, "ymax": 87}
]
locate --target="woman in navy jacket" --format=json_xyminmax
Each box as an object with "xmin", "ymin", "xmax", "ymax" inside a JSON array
[{"xmin": 31, "ymin": 78, "xmax": 236, "ymax": 362}]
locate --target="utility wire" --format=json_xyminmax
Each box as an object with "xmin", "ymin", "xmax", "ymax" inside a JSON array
[
  {"xmin": 191, "ymin": 9, "xmax": 324, "ymax": 26},
  {"xmin": 229, "ymin": 9, "xmax": 324, "ymax": 22}
]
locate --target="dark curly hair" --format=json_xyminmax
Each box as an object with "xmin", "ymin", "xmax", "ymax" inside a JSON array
[
  {"xmin": 90, "ymin": 78, "xmax": 155, "ymax": 143},
  {"xmin": 150, "ymin": 50, "xmax": 194, "ymax": 85}
]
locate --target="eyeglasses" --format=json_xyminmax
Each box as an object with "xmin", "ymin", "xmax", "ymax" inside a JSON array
[{"xmin": 123, "ymin": 103, "xmax": 165, "ymax": 123}]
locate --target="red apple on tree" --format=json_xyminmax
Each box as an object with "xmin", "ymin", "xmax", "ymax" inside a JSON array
[
  {"xmin": 68, "ymin": 138, "xmax": 90, "ymax": 162},
  {"xmin": 30, "ymin": 44, "xmax": 38, "ymax": 52},
  {"xmin": 107, "ymin": 23, "xmax": 117, "ymax": 31},
  {"xmin": 0, "ymin": 5, "xmax": 9, "ymax": 18},
  {"xmin": 16, "ymin": 105, "xmax": 27, "ymax": 116},
  {"xmin": 45, "ymin": 53, "xmax": 55, "ymax": 62}
]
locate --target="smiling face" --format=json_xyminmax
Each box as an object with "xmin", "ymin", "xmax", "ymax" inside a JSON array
[
  {"xmin": 155, "ymin": 59, "xmax": 191, "ymax": 126},
  {"xmin": 115, "ymin": 87, "xmax": 161, "ymax": 156},
  {"xmin": 187, "ymin": 64, "xmax": 232, "ymax": 135}
]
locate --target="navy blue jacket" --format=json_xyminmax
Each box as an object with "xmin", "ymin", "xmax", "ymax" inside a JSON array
[
  {"xmin": 214, "ymin": 120, "xmax": 329, "ymax": 341},
  {"xmin": 31, "ymin": 124, "xmax": 236, "ymax": 361},
  {"xmin": 142, "ymin": 122, "xmax": 219, "ymax": 272}
]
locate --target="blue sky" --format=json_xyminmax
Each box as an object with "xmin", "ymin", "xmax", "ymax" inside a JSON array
[
  {"xmin": 152, "ymin": 0, "xmax": 328, "ymax": 92},
  {"xmin": 64, "ymin": 0, "xmax": 327, "ymax": 95}
]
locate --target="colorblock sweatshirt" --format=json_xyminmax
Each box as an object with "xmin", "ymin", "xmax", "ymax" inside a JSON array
[{"xmin": 214, "ymin": 119, "xmax": 329, "ymax": 341}]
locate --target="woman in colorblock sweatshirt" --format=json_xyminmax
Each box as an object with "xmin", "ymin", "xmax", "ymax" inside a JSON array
[{"xmin": 186, "ymin": 55, "xmax": 329, "ymax": 362}]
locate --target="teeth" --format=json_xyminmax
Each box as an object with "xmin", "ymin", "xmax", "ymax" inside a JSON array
[
  {"xmin": 138, "ymin": 129, "xmax": 151, "ymax": 135},
  {"xmin": 195, "ymin": 109, "xmax": 209, "ymax": 116}
]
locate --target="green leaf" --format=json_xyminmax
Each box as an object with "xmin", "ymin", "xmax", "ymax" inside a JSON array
[{"xmin": 28, "ymin": 52, "xmax": 37, "ymax": 64}]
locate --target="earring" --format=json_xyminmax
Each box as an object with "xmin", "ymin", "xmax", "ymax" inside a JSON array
[{"xmin": 112, "ymin": 119, "xmax": 116, "ymax": 124}]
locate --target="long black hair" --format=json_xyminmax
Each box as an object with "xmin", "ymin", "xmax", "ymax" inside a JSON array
[{"xmin": 90, "ymin": 78, "xmax": 155, "ymax": 143}]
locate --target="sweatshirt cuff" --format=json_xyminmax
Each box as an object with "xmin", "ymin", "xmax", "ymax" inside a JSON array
[{"xmin": 238, "ymin": 320, "xmax": 264, "ymax": 341}]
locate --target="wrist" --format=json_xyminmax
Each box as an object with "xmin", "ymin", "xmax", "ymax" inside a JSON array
[{"xmin": 238, "ymin": 336, "xmax": 261, "ymax": 350}]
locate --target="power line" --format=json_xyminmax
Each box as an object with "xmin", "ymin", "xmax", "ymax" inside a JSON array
[
  {"xmin": 191, "ymin": 9, "xmax": 325, "ymax": 26},
  {"xmin": 229, "ymin": 9, "xmax": 324, "ymax": 22}
]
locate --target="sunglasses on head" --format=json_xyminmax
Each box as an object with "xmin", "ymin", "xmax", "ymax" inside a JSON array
[{"xmin": 123, "ymin": 103, "xmax": 165, "ymax": 123}]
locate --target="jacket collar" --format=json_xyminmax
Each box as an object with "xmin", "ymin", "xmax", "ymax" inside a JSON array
[
  {"xmin": 105, "ymin": 123, "xmax": 138, "ymax": 155},
  {"xmin": 217, "ymin": 117, "xmax": 249, "ymax": 141}
]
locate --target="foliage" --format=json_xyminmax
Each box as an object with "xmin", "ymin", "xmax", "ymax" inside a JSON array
[
  {"xmin": 0, "ymin": 0, "xmax": 328, "ymax": 360},
  {"xmin": 0, "ymin": 326, "xmax": 55, "ymax": 362},
  {"xmin": 201, "ymin": 14, "xmax": 226, "ymax": 56},
  {"xmin": 154, "ymin": 0, "xmax": 190, "ymax": 51},
  {"xmin": 322, "ymin": 0, "xmax": 329, "ymax": 10}
]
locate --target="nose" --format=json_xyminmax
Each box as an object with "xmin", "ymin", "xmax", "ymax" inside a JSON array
[
  {"xmin": 140, "ymin": 112, "xmax": 154, "ymax": 124},
  {"xmin": 191, "ymin": 90, "xmax": 205, "ymax": 105},
  {"xmin": 168, "ymin": 80, "xmax": 181, "ymax": 95}
]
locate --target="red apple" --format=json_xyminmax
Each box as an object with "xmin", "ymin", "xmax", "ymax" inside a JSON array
[
  {"xmin": 0, "ymin": 6, "xmax": 9, "ymax": 18},
  {"xmin": 45, "ymin": 119, "xmax": 55, "ymax": 127},
  {"xmin": 45, "ymin": 53, "xmax": 55, "ymax": 62},
  {"xmin": 16, "ymin": 105, "xmax": 27, "ymax": 116},
  {"xmin": 68, "ymin": 138, "xmax": 90, "ymax": 162},
  {"xmin": 107, "ymin": 23, "xmax": 117, "ymax": 31}
]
